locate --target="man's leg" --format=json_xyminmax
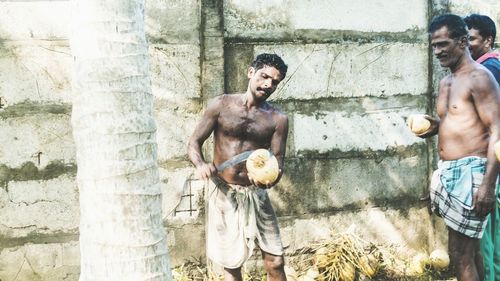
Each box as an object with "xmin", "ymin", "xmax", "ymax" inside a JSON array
[
  {"xmin": 474, "ymin": 245, "xmax": 485, "ymax": 281},
  {"xmin": 448, "ymin": 227, "xmax": 483, "ymax": 281},
  {"xmin": 261, "ymin": 251, "xmax": 287, "ymax": 281},
  {"xmin": 224, "ymin": 267, "xmax": 242, "ymax": 281}
]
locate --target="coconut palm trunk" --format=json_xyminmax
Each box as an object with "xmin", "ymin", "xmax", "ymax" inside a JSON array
[{"xmin": 70, "ymin": 0, "xmax": 171, "ymax": 280}]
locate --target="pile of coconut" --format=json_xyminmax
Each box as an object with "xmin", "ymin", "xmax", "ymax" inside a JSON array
[
  {"xmin": 171, "ymin": 229, "xmax": 451, "ymax": 281},
  {"xmin": 171, "ymin": 231, "xmax": 451, "ymax": 281},
  {"xmin": 285, "ymin": 229, "xmax": 451, "ymax": 281}
]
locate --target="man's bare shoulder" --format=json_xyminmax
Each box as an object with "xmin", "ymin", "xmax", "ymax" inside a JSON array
[
  {"xmin": 265, "ymin": 102, "xmax": 288, "ymax": 121},
  {"xmin": 439, "ymin": 75, "xmax": 452, "ymax": 86},
  {"xmin": 208, "ymin": 94, "xmax": 225, "ymax": 105},
  {"xmin": 468, "ymin": 64, "xmax": 499, "ymax": 93},
  {"xmin": 470, "ymin": 64, "xmax": 496, "ymax": 81},
  {"xmin": 207, "ymin": 94, "xmax": 235, "ymax": 109},
  {"xmin": 210, "ymin": 93, "xmax": 243, "ymax": 105}
]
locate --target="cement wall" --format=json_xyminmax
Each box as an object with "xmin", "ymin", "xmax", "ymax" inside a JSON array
[{"xmin": 0, "ymin": 0, "xmax": 499, "ymax": 280}]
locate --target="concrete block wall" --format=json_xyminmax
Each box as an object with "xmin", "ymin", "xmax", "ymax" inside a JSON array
[
  {"xmin": 0, "ymin": 0, "xmax": 206, "ymax": 279},
  {"xmin": 223, "ymin": 0, "xmax": 498, "ymax": 261},
  {"xmin": 223, "ymin": 0, "xmax": 435, "ymax": 253},
  {"xmin": 1, "ymin": 0, "xmax": 499, "ymax": 279},
  {"xmin": 0, "ymin": 1, "xmax": 78, "ymax": 280}
]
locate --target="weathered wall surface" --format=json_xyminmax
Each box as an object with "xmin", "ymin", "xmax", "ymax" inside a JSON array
[
  {"xmin": 0, "ymin": 1, "xmax": 78, "ymax": 279},
  {"xmin": 222, "ymin": 0, "xmax": 437, "ymax": 264},
  {"xmin": 0, "ymin": 0, "xmax": 205, "ymax": 279},
  {"xmin": 1, "ymin": 0, "xmax": 499, "ymax": 280}
]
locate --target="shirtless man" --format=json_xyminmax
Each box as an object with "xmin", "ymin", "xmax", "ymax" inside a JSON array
[
  {"xmin": 417, "ymin": 14, "xmax": 500, "ymax": 281},
  {"xmin": 188, "ymin": 53, "xmax": 288, "ymax": 281},
  {"xmin": 464, "ymin": 13, "xmax": 500, "ymax": 281}
]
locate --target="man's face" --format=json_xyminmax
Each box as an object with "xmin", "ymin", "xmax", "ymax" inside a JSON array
[
  {"xmin": 431, "ymin": 26, "xmax": 466, "ymax": 68},
  {"xmin": 468, "ymin": 28, "xmax": 491, "ymax": 60},
  {"xmin": 248, "ymin": 65, "xmax": 283, "ymax": 101}
]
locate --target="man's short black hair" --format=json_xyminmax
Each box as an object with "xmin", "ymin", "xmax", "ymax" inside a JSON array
[
  {"xmin": 251, "ymin": 53, "xmax": 288, "ymax": 79},
  {"xmin": 429, "ymin": 14, "xmax": 469, "ymax": 39},
  {"xmin": 464, "ymin": 14, "xmax": 496, "ymax": 43}
]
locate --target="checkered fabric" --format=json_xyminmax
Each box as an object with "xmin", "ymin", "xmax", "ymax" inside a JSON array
[{"xmin": 430, "ymin": 156, "xmax": 489, "ymax": 239}]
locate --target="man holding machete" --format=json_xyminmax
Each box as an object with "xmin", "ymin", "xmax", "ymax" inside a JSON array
[{"xmin": 188, "ymin": 53, "xmax": 289, "ymax": 281}]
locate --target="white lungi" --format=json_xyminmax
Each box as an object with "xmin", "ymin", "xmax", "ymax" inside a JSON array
[{"xmin": 206, "ymin": 176, "xmax": 283, "ymax": 268}]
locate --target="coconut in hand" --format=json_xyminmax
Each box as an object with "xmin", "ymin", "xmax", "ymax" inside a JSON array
[
  {"xmin": 407, "ymin": 114, "xmax": 431, "ymax": 135},
  {"xmin": 246, "ymin": 149, "xmax": 279, "ymax": 185}
]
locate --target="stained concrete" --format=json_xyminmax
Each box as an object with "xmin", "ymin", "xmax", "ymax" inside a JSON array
[{"xmin": 0, "ymin": 0, "xmax": 499, "ymax": 278}]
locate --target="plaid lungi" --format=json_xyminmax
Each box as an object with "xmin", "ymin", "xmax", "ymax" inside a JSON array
[{"xmin": 430, "ymin": 156, "xmax": 489, "ymax": 238}]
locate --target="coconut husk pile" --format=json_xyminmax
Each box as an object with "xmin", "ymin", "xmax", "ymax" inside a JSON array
[
  {"xmin": 172, "ymin": 230, "xmax": 453, "ymax": 281},
  {"xmin": 294, "ymin": 231, "xmax": 381, "ymax": 281},
  {"xmin": 289, "ymin": 229, "xmax": 454, "ymax": 281}
]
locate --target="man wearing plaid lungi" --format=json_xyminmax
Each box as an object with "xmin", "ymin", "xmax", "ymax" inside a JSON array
[
  {"xmin": 464, "ymin": 14, "xmax": 500, "ymax": 281},
  {"xmin": 414, "ymin": 14, "xmax": 500, "ymax": 281}
]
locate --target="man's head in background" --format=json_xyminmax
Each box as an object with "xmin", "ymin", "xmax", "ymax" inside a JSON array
[{"xmin": 464, "ymin": 14, "xmax": 496, "ymax": 60}]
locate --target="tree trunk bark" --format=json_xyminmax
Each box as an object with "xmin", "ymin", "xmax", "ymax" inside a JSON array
[{"xmin": 70, "ymin": 0, "xmax": 171, "ymax": 280}]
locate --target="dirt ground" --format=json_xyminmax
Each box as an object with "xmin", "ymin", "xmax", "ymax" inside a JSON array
[{"xmin": 173, "ymin": 231, "xmax": 456, "ymax": 281}]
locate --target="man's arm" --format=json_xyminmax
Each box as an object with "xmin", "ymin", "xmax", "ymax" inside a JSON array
[
  {"xmin": 187, "ymin": 96, "xmax": 221, "ymax": 180},
  {"xmin": 269, "ymin": 112, "xmax": 289, "ymax": 187},
  {"xmin": 247, "ymin": 111, "xmax": 288, "ymax": 189},
  {"xmin": 482, "ymin": 60, "xmax": 500, "ymax": 85},
  {"xmin": 416, "ymin": 79, "xmax": 447, "ymax": 138},
  {"xmin": 271, "ymin": 113, "xmax": 288, "ymax": 168},
  {"xmin": 471, "ymin": 69, "xmax": 500, "ymax": 216}
]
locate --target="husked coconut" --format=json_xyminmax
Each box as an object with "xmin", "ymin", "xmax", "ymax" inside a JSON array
[
  {"xmin": 495, "ymin": 141, "xmax": 500, "ymax": 161},
  {"xmin": 407, "ymin": 114, "xmax": 431, "ymax": 135},
  {"xmin": 246, "ymin": 149, "xmax": 279, "ymax": 184},
  {"xmin": 359, "ymin": 254, "xmax": 379, "ymax": 277},
  {"xmin": 429, "ymin": 249, "xmax": 450, "ymax": 270}
]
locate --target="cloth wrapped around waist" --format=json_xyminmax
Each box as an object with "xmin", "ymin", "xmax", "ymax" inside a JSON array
[
  {"xmin": 438, "ymin": 156, "xmax": 486, "ymax": 210},
  {"xmin": 206, "ymin": 177, "xmax": 283, "ymax": 269},
  {"xmin": 430, "ymin": 156, "xmax": 490, "ymax": 238}
]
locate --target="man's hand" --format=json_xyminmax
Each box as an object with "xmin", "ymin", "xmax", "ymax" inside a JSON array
[
  {"xmin": 415, "ymin": 115, "xmax": 439, "ymax": 139},
  {"xmin": 248, "ymin": 169, "xmax": 282, "ymax": 189},
  {"xmin": 473, "ymin": 184, "xmax": 496, "ymax": 217},
  {"xmin": 195, "ymin": 162, "xmax": 217, "ymax": 181}
]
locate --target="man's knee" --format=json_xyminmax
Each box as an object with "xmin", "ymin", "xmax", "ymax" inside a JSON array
[
  {"xmin": 224, "ymin": 267, "xmax": 242, "ymax": 275},
  {"xmin": 449, "ymin": 244, "xmax": 465, "ymax": 261},
  {"xmin": 448, "ymin": 230, "xmax": 480, "ymax": 262},
  {"xmin": 263, "ymin": 255, "xmax": 285, "ymax": 271}
]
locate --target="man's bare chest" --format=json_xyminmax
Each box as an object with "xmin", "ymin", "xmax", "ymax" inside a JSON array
[
  {"xmin": 217, "ymin": 109, "xmax": 275, "ymax": 139},
  {"xmin": 437, "ymin": 81, "xmax": 474, "ymax": 117}
]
